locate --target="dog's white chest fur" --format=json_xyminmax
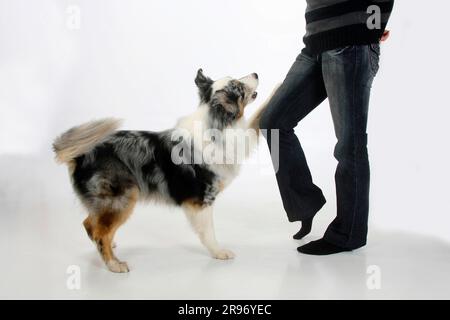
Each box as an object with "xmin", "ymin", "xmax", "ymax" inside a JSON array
[{"xmin": 174, "ymin": 105, "xmax": 249, "ymax": 185}]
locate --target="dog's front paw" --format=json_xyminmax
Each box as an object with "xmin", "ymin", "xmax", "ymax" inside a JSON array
[
  {"xmin": 212, "ymin": 249, "xmax": 235, "ymax": 260},
  {"xmin": 106, "ymin": 260, "xmax": 130, "ymax": 273}
]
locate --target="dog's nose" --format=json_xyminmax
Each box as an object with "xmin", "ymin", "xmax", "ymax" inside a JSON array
[{"xmin": 252, "ymin": 73, "xmax": 258, "ymax": 79}]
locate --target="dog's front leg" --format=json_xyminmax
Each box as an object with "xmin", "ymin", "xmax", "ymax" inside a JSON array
[
  {"xmin": 247, "ymin": 83, "xmax": 282, "ymax": 132},
  {"xmin": 243, "ymin": 83, "xmax": 283, "ymax": 159},
  {"xmin": 183, "ymin": 204, "xmax": 235, "ymax": 260}
]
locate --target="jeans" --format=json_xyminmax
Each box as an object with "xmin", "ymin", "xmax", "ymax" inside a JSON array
[{"xmin": 260, "ymin": 44, "xmax": 380, "ymax": 249}]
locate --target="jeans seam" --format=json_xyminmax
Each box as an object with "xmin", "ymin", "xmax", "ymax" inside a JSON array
[{"xmin": 346, "ymin": 46, "xmax": 360, "ymax": 248}]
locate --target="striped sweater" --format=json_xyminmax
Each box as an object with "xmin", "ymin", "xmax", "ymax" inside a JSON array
[{"xmin": 303, "ymin": 0, "xmax": 395, "ymax": 54}]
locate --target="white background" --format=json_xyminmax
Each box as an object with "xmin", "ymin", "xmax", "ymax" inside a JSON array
[{"xmin": 1, "ymin": 0, "xmax": 449, "ymax": 299}]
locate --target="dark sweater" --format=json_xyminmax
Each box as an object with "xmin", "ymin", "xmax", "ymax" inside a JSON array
[{"xmin": 303, "ymin": 0, "xmax": 395, "ymax": 54}]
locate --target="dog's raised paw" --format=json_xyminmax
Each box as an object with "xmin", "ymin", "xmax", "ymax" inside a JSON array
[
  {"xmin": 212, "ymin": 249, "xmax": 235, "ymax": 260},
  {"xmin": 106, "ymin": 260, "xmax": 129, "ymax": 273}
]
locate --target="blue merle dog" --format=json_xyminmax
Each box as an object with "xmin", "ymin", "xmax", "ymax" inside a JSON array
[{"xmin": 53, "ymin": 69, "xmax": 277, "ymax": 273}]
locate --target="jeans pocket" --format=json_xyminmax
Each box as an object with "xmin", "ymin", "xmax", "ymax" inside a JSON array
[{"xmin": 368, "ymin": 43, "xmax": 380, "ymax": 77}]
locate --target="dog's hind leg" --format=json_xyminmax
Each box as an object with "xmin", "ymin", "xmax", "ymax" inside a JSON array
[
  {"xmin": 83, "ymin": 216, "xmax": 94, "ymax": 241},
  {"xmin": 86, "ymin": 187, "xmax": 139, "ymax": 273},
  {"xmin": 83, "ymin": 217, "xmax": 116, "ymax": 248},
  {"xmin": 183, "ymin": 203, "xmax": 235, "ymax": 260}
]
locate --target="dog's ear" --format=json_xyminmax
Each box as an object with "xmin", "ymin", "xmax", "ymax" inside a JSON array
[{"xmin": 195, "ymin": 69, "xmax": 213, "ymax": 103}]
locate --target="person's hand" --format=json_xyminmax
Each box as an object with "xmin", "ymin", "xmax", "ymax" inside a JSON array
[{"xmin": 380, "ymin": 30, "xmax": 390, "ymax": 42}]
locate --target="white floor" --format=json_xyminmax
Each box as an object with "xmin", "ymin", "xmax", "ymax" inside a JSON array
[{"xmin": 1, "ymin": 154, "xmax": 450, "ymax": 300}]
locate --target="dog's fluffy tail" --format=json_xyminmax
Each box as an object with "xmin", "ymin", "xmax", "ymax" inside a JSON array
[{"xmin": 53, "ymin": 118, "xmax": 122, "ymax": 164}]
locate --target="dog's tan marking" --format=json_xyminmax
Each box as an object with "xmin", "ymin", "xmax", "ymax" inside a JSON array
[
  {"xmin": 83, "ymin": 187, "xmax": 139, "ymax": 273},
  {"xmin": 83, "ymin": 216, "xmax": 94, "ymax": 241},
  {"xmin": 237, "ymin": 99, "xmax": 245, "ymax": 119},
  {"xmin": 182, "ymin": 198, "xmax": 206, "ymax": 211}
]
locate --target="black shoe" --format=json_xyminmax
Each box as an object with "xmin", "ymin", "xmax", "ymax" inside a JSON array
[{"xmin": 297, "ymin": 238, "xmax": 352, "ymax": 256}]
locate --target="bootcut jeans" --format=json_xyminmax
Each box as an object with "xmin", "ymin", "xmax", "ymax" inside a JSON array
[{"xmin": 260, "ymin": 44, "xmax": 380, "ymax": 249}]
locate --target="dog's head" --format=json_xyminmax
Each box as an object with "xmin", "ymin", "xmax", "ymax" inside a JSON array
[{"xmin": 195, "ymin": 69, "xmax": 259, "ymax": 128}]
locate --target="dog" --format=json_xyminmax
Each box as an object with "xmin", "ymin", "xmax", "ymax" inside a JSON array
[{"xmin": 53, "ymin": 69, "xmax": 276, "ymax": 273}]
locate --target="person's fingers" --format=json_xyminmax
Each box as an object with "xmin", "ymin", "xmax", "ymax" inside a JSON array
[{"xmin": 380, "ymin": 30, "xmax": 390, "ymax": 42}]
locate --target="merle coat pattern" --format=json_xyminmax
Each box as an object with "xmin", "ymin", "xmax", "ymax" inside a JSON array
[{"xmin": 53, "ymin": 69, "xmax": 278, "ymax": 273}]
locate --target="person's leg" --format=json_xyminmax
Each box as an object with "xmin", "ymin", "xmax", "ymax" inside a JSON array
[
  {"xmin": 298, "ymin": 44, "xmax": 380, "ymax": 255},
  {"xmin": 260, "ymin": 50, "xmax": 327, "ymax": 238}
]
